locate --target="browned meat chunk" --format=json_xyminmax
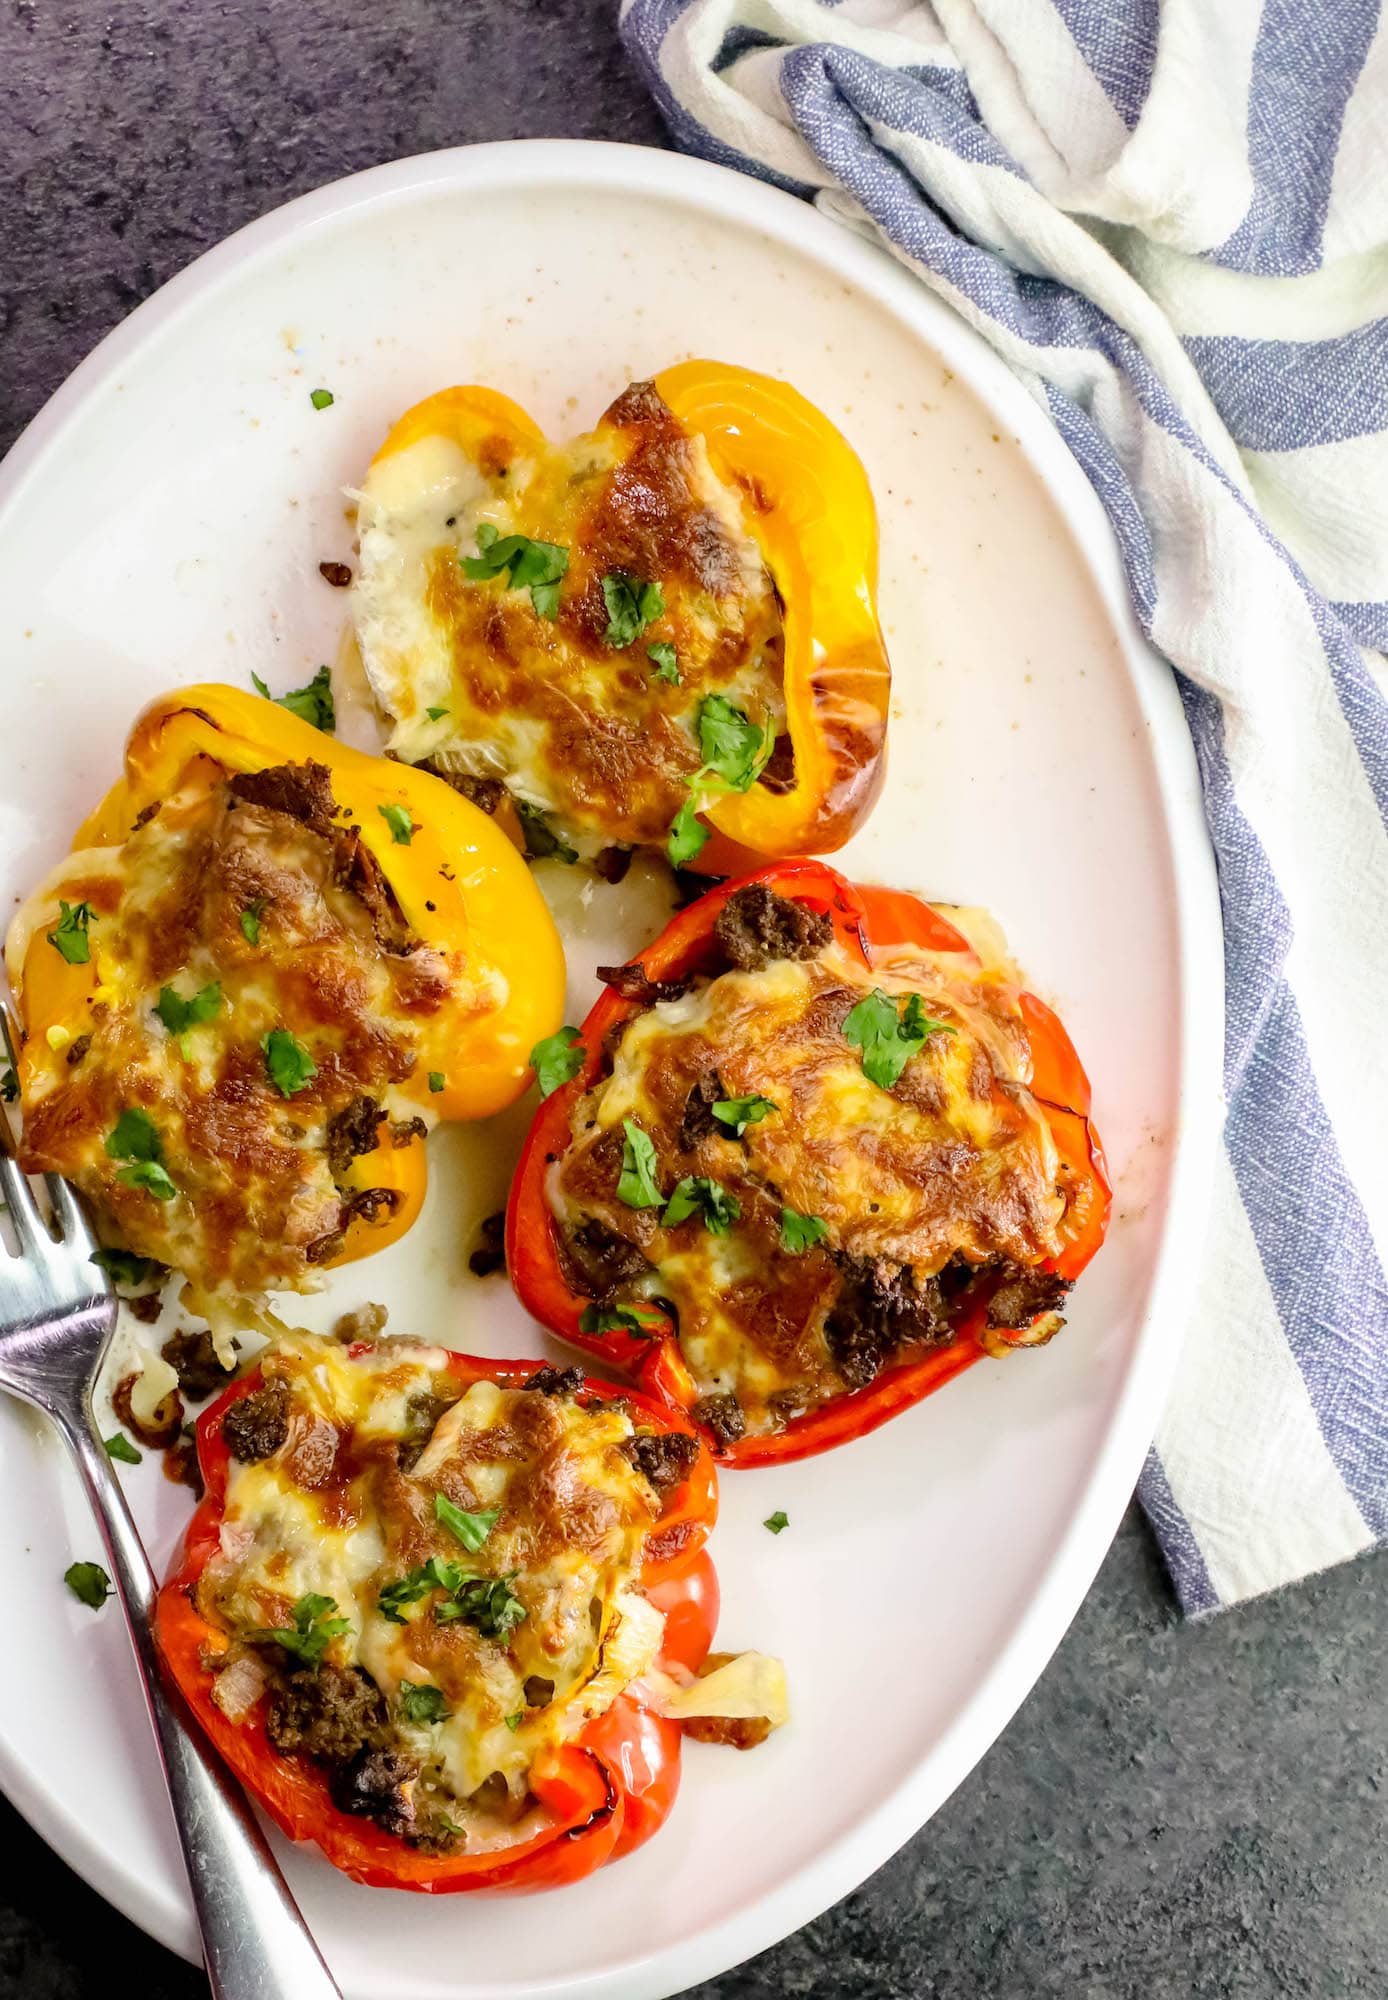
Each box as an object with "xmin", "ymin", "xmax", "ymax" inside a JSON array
[
  {"xmin": 986, "ymin": 1264, "xmax": 1072, "ymax": 1330},
  {"xmin": 596, "ymin": 962, "xmax": 692, "ymax": 1004},
  {"xmin": 228, "ymin": 760, "xmax": 337, "ymax": 838},
  {"xmin": 468, "ymin": 1211, "xmax": 507, "ymax": 1278},
  {"xmin": 714, "ymin": 884, "xmax": 832, "ymax": 970},
  {"xmin": 678, "ymin": 1071, "xmax": 726, "ymax": 1150},
  {"xmin": 324, "ymin": 1095, "xmax": 382, "ymax": 1179},
  {"xmin": 825, "ymin": 1255, "xmax": 964, "ymax": 1389},
  {"xmin": 559, "ymin": 1217, "xmax": 652, "ymax": 1299},
  {"xmin": 265, "ymin": 1665, "xmax": 385, "ymax": 1765},
  {"xmin": 389, "ymin": 1115, "xmax": 428, "ymax": 1148},
  {"xmin": 416, "ymin": 759, "xmax": 503, "ymax": 815},
  {"xmin": 161, "ymin": 1328, "xmax": 232, "ymax": 1402},
  {"xmin": 222, "ymin": 1380, "xmax": 290, "ymax": 1462},
  {"xmin": 523, "ymin": 1365, "xmax": 585, "ymax": 1396},
  {"xmin": 330, "ymin": 827, "xmax": 416, "ymax": 954},
  {"xmin": 329, "ymin": 1746, "xmax": 418, "ymax": 1838},
  {"xmin": 693, "ymin": 1392, "xmax": 746, "ymax": 1450},
  {"xmin": 622, "ymin": 1429, "xmax": 700, "ymax": 1491}
]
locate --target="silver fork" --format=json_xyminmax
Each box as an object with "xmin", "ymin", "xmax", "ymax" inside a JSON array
[{"xmin": 0, "ymin": 1019, "xmax": 342, "ymax": 2000}]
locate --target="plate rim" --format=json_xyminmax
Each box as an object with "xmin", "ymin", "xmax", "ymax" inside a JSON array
[{"xmin": 0, "ymin": 137, "xmax": 1225, "ymax": 1998}]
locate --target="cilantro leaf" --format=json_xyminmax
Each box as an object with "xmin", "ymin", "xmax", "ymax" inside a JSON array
[
  {"xmin": 239, "ymin": 898, "xmax": 266, "ymax": 946},
  {"xmin": 616, "ymin": 1119, "xmax": 663, "ymax": 1208},
  {"xmin": 433, "ymin": 1572, "xmax": 527, "ymax": 1641},
  {"xmin": 843, "ymin": 987, "xmax": 954, "ymax": 1089},
  {"xmin": 647, "ymin": 642, "xmax": 680, "ymax": 684},
  {"xmin": 309, "ymin": 387, "xmax": 335, "ymax": 410},
  {"xmin": 425, "ymin": 704, "xmax": 449, "ymax": 721},
  {"xmin": 697, "ymin": 695, "xmax": 772, "ymax": 793},
  {"xmin": 711, "ymin": 1094, "xmax": 775, "ymax": 1137},
  {"xmin": 601, "ymin": 572, "xmax": 665, "ymax": 649},
  {"xmin": 250, "ymin": 1592, "xmax": 351, "ymax": 1666},
  {"xmin": 461, "ymin": 527, "xmax": 569, "ymax": 616},
  {"xmin": 91, "ymin": 1247, "xmax": 159, "ymax": 1287},
  {"xmin": 104, "ymin": 1433, "xmax": 142, "ymax": 1465},
  {"xmin": 579, "ymin": 1302, "xmax": 665, "ymax": 1339},
  {"xmin": 378, "ymin": 1556, "xmax": 465, "ymax": 1624},
  {"xmin": 428, "ymin": 1071, "xmax": 445, "ymax": 1093},
  {"xmin": 261, "ymin": 1027, "xmax": 317, "ymax": 1098},
  {"xmin": 504, "ymin": 1711, "xmax": 524, "ymax": 1732},
  {"xmin": 763, "ymin": 1511, "xmax": 789, "ymax": 1535},
  {"xmin": 530, "ymin": 1026, "xmax": 585, "ymax": 1099},
  {"xmin": 399, "ymin": 1681, "xmax": 451, "ymax": 1725},
  {"xmin": 154, "ymin": 981, "xmax": 223, "ymax": 1036},
  {"xmin": 46, "ymin": 900, "xmax": 94, "ymax": 965},
  {"xmin": 377, "ymin": 802, "xmax": 414, "ymax": 845},
  {"xmin": 105, "ymin": 1109, "xmax": 165, "ymax": 1167},
  {"xmin": 662, "ymin": 1176, "xmax": 740, "ymax": 1235},
  {"xmin": 64, "ymin": 1561, "xmax": 112, "ymax": 1609},
  {"xmin": 666, "ymin": 794, "xmax": 709, "ymax": 868},
  {"xmin": 434, "ymin": 1493, "xmax": 500, "ymax": 1554},
  {"xmin": 780, "ymin": 1208, "xmax": 829, "ymax": 1254},
  {"xmin": 116, "ymin": 1160, "xmax": 177, "ymax": 1200},
  {"xmin": 516, "ymin": 800, "xmax": 578, "ymax": 865},
  {"xmin": 251, "ymin": 665, "xmax": 336, "ymax": 733}
]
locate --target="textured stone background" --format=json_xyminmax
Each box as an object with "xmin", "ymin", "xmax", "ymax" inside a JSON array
[{"xmin": 2, "ymin": 4, "xmax": 1385, "ymax": 1996}]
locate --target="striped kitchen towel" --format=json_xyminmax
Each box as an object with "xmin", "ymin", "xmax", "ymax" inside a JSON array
[{"xmin": 620, "ymin": 0, "xmax": 1388, "ymax": 1612}]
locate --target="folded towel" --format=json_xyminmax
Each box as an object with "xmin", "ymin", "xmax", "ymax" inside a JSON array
[{"xmin": 620, "ymin": 0, "xmax": 1388, "ymax": 1611}]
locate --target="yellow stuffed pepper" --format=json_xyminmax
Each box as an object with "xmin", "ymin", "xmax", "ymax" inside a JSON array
[
  {"xmin": 4, "ymin": 684, "xmax": 564, "ymax": 1325},
  {"xmin": 352, "ymin": 361, "xmax": 891, "ymax": 874}
]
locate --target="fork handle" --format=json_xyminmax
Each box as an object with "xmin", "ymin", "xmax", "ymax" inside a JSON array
[{"xmin": 63, "ymin": 1409, "xmax": 343, "ymax": 2000}]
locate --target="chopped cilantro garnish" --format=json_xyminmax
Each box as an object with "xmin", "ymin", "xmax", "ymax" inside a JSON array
[
  {"xmin": 461, "ymin": 524, "xmax": 569, "ymax": 617},
  {"xmin": 377, "ymin": 802, "xmax": 414, "ymax": 845},
  {"xmin": 780, "ymin": 1208, "xmax": 829, "ymax": 1254},
  {"xmin": 697, "ymin": 694, "xmax": 773, "ymax": 791},
  {"xmin": 378, "ymin": 1555, "xmax": 465, "ymax": 1624},
  {"xmin": 504, "ymin": 1711, "xmax": 524, "ymax": 1732},
  {"xmin": 711, "ymin": 1093, "xmax": 775, "ymax": 1137},
  {"xmin": 529, "ymin": 1026, "xmax": 585, "ymax": 1099},
  {"xmin": 251, "ymin": 664, "xmax": 336, "ymax": 733},
  {"xmin": 46, "ymin": 900, "xmax": 94, "ymax": 965},
  {"xmin": 64, "ymin": 1561, "xmax": 112, "ymax": 1609},
  {"xmin": 763, "ymin": 1511, "xmax": 790, "ymax": 1535},
  {"xmin": 647, "ymin": 642, "xmax": 680, "ymax": 683},
  {"xmin": 579, "ymin": 1302, "xmax": 665, "ymax": 1339},
  {"xmin": 428, "ymin": 1071, "xmax": 445, "ymax": 1093},
  {"xmin": 250, "ymin": 1593, "xmax": 350, "ymax": 1666},
  {"xmin": 309, "ymin": 388, "xmax": 335, "ymax": 410},
  {"xmin": 666, "ymin": 793, "xmax": 708, "ymax": 868},
  {"xmin": 434, "ymin": 1493, "xmax": 500, "ymax": 1553},
  {"xmin": 261, "ymin": 1027, "xmax": 317, "ymax": 1098},
  {"xmin": 434, "ymin": 1572, "xmax": 527, "ymax": 1641},
  {"xmin": 425, "ymin": 704, "xmax": 449, "ymax": 721},
  {"xmin": 103, "ymin": 1433, "xmax": 142, "ymax": 1465},
  {"xmin": 105, "ymin": 1109, "xmax": 176, "ymax": 1198},
  {"xmin": 399, "ymin": 1681, "xmax": 451, "ymax": 1725},
  {"xmin": 662, "ymin": 1176, "xmax": 740, "ymax": 1236},
  {"xmin": 116, "ymin": 1160, "xmax": 177, "ymax": 1200},
  {"xmin": 154, "ymin": 981, "xmax": 222, "ymax": 1036},
  {"xmin": 91, "ymin": 1247, "xmax": 158, "ymax": 1287},
  {"xmin": 516, "ymin": 801, "xmax": 579, "ymax": 865},
  {"xmin": 616, "ymin": 1119, "xmax": 663, "ymax": 1208},
  {"xmin": 239, "ymin": 898, "xmax": 266, "ymax": 946},
  {"xmin": 843, "ymin": 988, "xmax": 954, "ymax": 1089},
  {"xmin": 601, "ymin": 572, "xmax": 665, "ymax": 649}
]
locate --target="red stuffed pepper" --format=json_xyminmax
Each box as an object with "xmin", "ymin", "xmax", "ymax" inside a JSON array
[
  {"xmin": 508, "ymin": 861, "xmax": 1110, "ymax": 1466},
  {"xmin": 156, "ymin": 1330, "xmax": 729, "ymax": 1891}
]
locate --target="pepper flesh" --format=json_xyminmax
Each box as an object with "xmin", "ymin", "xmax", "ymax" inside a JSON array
[
  {"xmin": 505, "ymin": 860, "xmax": 1112, "ymax": 1466},
  {"xmin": 368, "ymin": 365, "xmax": 890, "ymax": 864},
  {"xmin": 6, "ymin": 683, "xmax": 565, "ymax": 1268},
  {"xmin": 155, "ymin": 1351, "xmax": 718, "ymax": 1893}
]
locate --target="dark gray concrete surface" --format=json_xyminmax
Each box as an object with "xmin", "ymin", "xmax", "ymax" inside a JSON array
[{"xmin": 1, "ymin": 4, "xmax": 1384, "ymax": 1996}]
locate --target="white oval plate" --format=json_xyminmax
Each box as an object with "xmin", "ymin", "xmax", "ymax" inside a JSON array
[{"xmin": 0, "ymin": 142, "xmax": 1222, "ymax": 1999}]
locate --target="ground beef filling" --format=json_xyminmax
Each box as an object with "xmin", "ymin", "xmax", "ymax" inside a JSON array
[
  {"xmin": 555, "ymin": 885, "xmax": 1072, "ymax": 1440},
  {"xmin": 222, "ymin": 1381, "xmax": 290, "ymax": 1462}
]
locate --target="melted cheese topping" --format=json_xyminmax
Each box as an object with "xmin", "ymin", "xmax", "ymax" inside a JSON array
[
  {"xmin": 551, "ymin": 936, "xmax": 1070, "ymax": 1435},
  {"xmin": 356, "ymin": 381, "xmax": 786, "ymax": 853},
  {"xmin": 16, "ymin": 768, "xmax": 474, "ymax": 1303},
  {"xmin": 204, "ymin": 1334, "xmax": 667, "ymax": 1848}
]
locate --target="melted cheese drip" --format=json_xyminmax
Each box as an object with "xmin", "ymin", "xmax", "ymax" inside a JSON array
[
  {"xmin": 207, "ymin": 1334, "xmax": 666, "ymax": 1837},
  {"xmin": 355, "ymin": 392, "xmax": 786, "ymax": 854}
]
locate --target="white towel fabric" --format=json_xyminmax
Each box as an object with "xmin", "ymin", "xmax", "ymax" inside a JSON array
[{"xmin": 620, "ymin": 0, "xmax": 1388, "ymax": 1610}]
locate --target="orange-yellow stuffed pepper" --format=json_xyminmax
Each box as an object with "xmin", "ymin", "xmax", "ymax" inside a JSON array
[
  {"xmin": 4, "ymin": 682, "xmax": 564, "ymax": 1324},
  {"xmin": 352, "ymin": 361, "xmax": 890, "ymax": 873}
]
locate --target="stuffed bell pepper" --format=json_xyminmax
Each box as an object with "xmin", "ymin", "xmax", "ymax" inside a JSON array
[
  {"xmin": 4, "ymin": 684, "xmax": 564, "ymax": 1332},
  {"xmin": 157, "ymin": 1330, "xmax": 784, "ymax": 1891},
  {"xmin": 507, "ymin": 862, "xmax": 1111, "ymax": 1465},
  {"xmin": 353, "ymin": 362, "xmax": 890, "ymax": 872}
]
